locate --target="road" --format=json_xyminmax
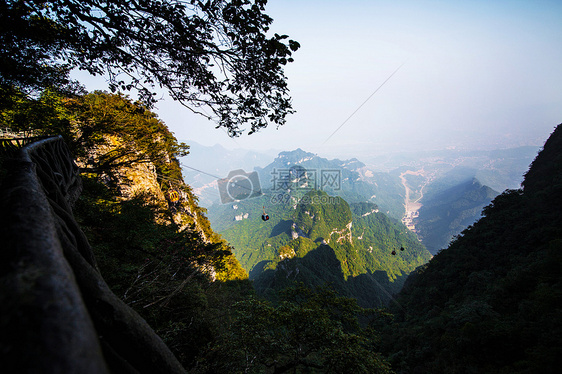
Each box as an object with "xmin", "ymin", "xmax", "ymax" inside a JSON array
[{"xmin": 399, "ymin": 169, "xmax": 428, "ymax": 232}]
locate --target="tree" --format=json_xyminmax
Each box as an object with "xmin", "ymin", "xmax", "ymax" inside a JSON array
[
  {"xmin": 0, "ymin": 0, "xmax": 300, "ymax": 135},
  {"xmin": 194, "ymin": 284, "xmax": 393, "ymax": 374},
  {"xmin": 68, "ymin": 91, "xmax": 190, "ymax": 174}
]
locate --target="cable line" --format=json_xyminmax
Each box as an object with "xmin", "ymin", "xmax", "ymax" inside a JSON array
[{"xmin": 322, "ymin": 61, "xmax": 407, "ymax": 145}]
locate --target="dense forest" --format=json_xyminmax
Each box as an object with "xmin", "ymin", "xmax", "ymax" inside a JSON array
[
  {"xmin": 2, "ymin": 1, "xmax": 562, "ymax": 373},
  {"xmin": 381, "ymin": 124, "xmax": 562, "ymax": 373}
]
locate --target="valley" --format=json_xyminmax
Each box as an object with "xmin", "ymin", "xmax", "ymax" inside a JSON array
[
  {"xmin": 399, "ymin": 168, "xmax": 432, "ymax": 233},
  {"xmin": 195, "ymin": 145, "xmax": 537, "ymax": 306},
  {"xmin": 3, "ymin": 1, "xmax": 559, "ymax": 371},
  {"xmin": 184, "ymin": 145, "xmax": 539, "ymax": 260}
]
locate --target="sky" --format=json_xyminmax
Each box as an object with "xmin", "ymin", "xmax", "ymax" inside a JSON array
[{"xmin": 73, "ymin": 0, "xmax": 562, "ymax": 160}]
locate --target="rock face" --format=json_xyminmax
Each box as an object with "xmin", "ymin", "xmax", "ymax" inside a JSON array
[
  {"xmin": 0, "ymin": 137, "xmax": 187, "ymax": 374},
  {"xmin": 78, "ymin": 137, "xmax": 167, "ymax": 202},
  {"xmin": 77, "ymin": 134, "xmax": 211, "ymax": 240}
]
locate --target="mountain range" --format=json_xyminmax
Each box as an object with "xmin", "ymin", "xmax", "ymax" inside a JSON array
[
  {"xmin": 184, "ymin": 142, "xmax": 539, "ymax": 274},
  {"xmin": 208, "ymin": 187, "xmax": 431, "ymax": 307},
  {"xmin": 415, "ymin": 178, "xmax": 499, "ymax": 254}
]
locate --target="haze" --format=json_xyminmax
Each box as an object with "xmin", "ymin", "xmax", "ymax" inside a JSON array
[{"xmin": 75, "ymin": 0, "xmax": 562, "ymax": 160}]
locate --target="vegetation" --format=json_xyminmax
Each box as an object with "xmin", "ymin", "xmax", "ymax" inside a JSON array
[
  {"xmin": 381, "ymin": 124, "xmax": 562, "ymax": 373},
  {"xmin": 1, "ymin": 0, "xmax": 299, "ymax": 134},
  {"xmin": 193, "ymin": 284, "xmax": 393, "ymax": 374},
  {"xmin": 76, "ymin": 176, "xmax": 252, "ymax": 367},
  {"xmin": 213, "ymin": 189, "xmax": 431, "ymax": 307}
]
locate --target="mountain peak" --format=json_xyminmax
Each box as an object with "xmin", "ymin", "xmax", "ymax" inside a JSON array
[
  {"xmin": 276, "ymin": 148, "xmax": 317, "ymax": 164},
  {"xmin": 522, "ymin": 123, "xmax": 562, "ymax": 195}
]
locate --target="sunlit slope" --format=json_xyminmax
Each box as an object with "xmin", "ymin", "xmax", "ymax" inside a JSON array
[{"xmin": 211, "ymin": 189, "xmax": 431, "ymax": 307}]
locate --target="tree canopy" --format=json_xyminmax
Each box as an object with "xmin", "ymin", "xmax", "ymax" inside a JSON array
[
  {"xmin": 194, "ymin": 284, "xmax": 392, "ymax": 374},
  {"xmin": 0, "ymin": 0, "xmax": 300, "ymax": 135}
]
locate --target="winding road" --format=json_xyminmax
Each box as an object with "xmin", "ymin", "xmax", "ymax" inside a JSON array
[{"xmin": 399, "ymin": 169, "xmax": 427, "ymax": 232}]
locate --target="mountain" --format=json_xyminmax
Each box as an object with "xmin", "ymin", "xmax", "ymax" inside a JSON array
[
  {"xmin": 367, "ymin": 146, "xmax": 539, "ymax": 193},
  {"xmin": 209, "ymin": 188, "xmax": 431, "ymax": 307},
  {"xmin": 254, "ymin": 148, "xmax": 405, "ymax": 219},
  {"xmin": 415, "ymin": 178, "xmax": 499, "ymax": 254},
  {"xmin": 253, "ymin": 191, "xmax": 432, "ymax": 307},
  {"xmin": 183, "ymin": 144, "xmax": 539, "ymax": 219},
  {"xmin": 179, "ymin": 141, "xmax": 274, "ymax": 207},
  {"xmin": 382, "ymin": 124, "xmax": 562, "ymax": 373}
]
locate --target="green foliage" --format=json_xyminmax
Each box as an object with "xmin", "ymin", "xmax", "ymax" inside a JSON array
[
  {"xmin": 293, "ymin": 190, "xmax": 352, "ymax": 242},
  {"xmin": 1, "ymin": 0, "xmax": 299, "ymax": 134},
  {"xmin": 0, "ymin": 86, "xmax": 78, "ymax": 136},
  {"xmin": 66, "ymin": 91, "xmax": 189, "ymax": 174},
  {"xmin": 0, "ymin": 88, "xmax": 190, "ymax": 181},
  {"xmin": 382, "ymin": 124, "xmax": 562, "ymax": 373},
  {"xmin": 193, "ymin": 284, "xmax": 393, "ymax": 374},
  {"xmin": 76, "ymin": 175, "xmax": 252, "ymax": 369},
  {"xmin": 216, "ymin": 189, "xmax": 430, "ymax": 308},
  {"xmin": 216, "ymin": 189, "xmax": 429, "ymax": 281}
]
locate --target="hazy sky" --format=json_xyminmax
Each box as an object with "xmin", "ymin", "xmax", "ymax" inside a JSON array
[{"xmin": 74, "ymin": 0, "xmax": 562, "ymax": 159}]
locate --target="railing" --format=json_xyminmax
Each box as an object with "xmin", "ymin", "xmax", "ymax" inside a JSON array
[
  {"xmin": 0, "ymin": 135, "xmax": 49, "ymax": 154},
  {"xmin": 0, "ymin": 127, "xmax": 35, "ymax": 139},
  {"xmin": 0, "ymin": 136, "xmax": 186, "ymax": 373}
]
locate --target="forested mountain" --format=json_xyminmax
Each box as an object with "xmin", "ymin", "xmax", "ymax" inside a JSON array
[
  {"xmin": 1, "ymin": 89, "xmax": 251, "ymax": 369},
  {"xmin": 253, "ymin": 191, "xmax": 431, "ymax": 307},
  {"xmin": 200, "ymin": 146, "xmax": 536, "ymax": 261},
  {"xmin": 416, "ymin": 178, "xmax": 498, "ymax": 254},
  {"xmin": 255, "ymin": 148, "xmax": 406, "ymax": 219},
  {"xmin": 382, "ymin": 124, "xmax": 562, "ymax": 373},
  {"xmin": 209, "ymin": 187, "xmax": 431, "ymax": 307}
]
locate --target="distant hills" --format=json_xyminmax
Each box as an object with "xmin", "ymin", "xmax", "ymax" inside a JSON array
[
  {"xmin": 185, "ymin": 143, "xmax": 540, "ymax": 284},
  {"xmin": 181, "ymin": 142, "xmax": 537, "ymax": 212},
  {"xmin": 368, "ymin": 146, "xmax": 539, "ymax": 192},
  {"xmin": 254, "ymin": 148, "xmax": 406, "ymax": 219},
  {"xmin": 415, "ymin": 178, "xmax": 499, "ymax": 254}
]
